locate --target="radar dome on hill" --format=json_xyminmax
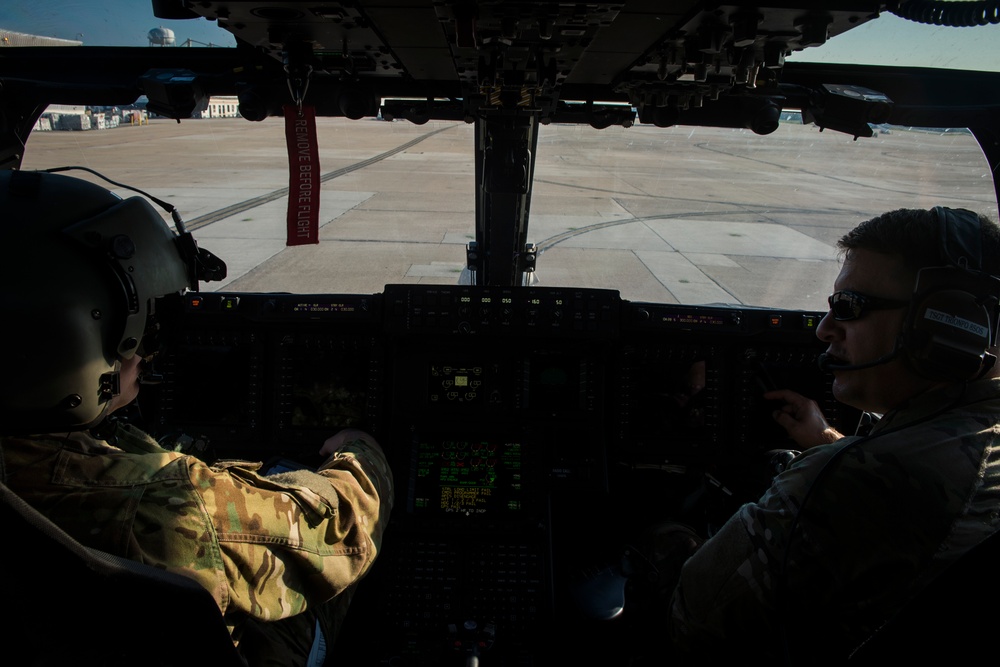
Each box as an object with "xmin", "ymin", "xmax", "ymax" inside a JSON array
[{"xmin": 147, "ymin": 27, "xmax": 175, "ymax": 47}]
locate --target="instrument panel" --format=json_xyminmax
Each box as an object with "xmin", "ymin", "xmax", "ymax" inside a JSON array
[{"xmin": 142, "ymin": 284, "xmax": 858, "ymax": 665}]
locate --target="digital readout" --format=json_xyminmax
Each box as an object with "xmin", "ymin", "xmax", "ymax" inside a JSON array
[
  {"xmin": 428, "ymin": 364, "xmax": 484, "ymax": 404},
  {"xmin": 412, "ymin": 439, "xmax": 524, "ymax": 516},
  {"xmin": 291, "ymin": 301, "xmax": 361, "ymax": 314},
  {"xmin": 659, "ymin": 312, "xmax": 727, "ymax": 327}
]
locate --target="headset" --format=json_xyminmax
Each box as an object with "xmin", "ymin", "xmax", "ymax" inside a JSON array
[{"xmin": 901, "ymin": 207, "xmax": 1000, "ymax": 381}]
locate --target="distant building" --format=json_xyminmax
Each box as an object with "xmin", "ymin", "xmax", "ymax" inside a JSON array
[
  {"xmin": 196, "ymin": 96, "xmax": 241, "ymax": 119},
  {"xmin": 0, "ymin": 29, "xmax": 82, "ymax": 47}
]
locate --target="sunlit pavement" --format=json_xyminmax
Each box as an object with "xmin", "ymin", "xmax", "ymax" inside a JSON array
[{"xmin": 23, "ymin": 117, "xmax": 996, "ymax": 310}]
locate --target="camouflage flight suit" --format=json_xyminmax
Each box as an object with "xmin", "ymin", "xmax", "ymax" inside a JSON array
[
  {"xmin": 0, "ymin": 421, "xmax": 393, "ymax": 665},
  {"xmin": 669, "ymin": 378, "xmax": 1000, "ymax": 662}
]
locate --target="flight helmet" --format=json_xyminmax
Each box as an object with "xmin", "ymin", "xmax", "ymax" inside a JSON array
[{"xmin": 0, "ymin": 170, "xmax": 223, "ymax": 433}]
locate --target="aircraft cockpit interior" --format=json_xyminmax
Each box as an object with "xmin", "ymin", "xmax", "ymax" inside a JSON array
[{"xmin": 2, "ymin": 1, "xmax": 999, "ymax": 664}]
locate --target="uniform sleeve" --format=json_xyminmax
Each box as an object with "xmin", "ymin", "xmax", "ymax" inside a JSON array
[
  {"xmin": 668, "ymin": 443, "xmax": 839, "ymax": 658},
  {"xmin": 187, "ymin": 441, "xmax": 393, "ymax": 623}
]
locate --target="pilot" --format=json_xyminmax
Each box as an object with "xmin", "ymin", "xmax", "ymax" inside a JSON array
[
  {"xmin": 666, "ymin": 207, "xmax": 1000, "ymax": 661},
  {"xmin": 0, "ymin": 171, "xmax": 393, "ymax": 666}
]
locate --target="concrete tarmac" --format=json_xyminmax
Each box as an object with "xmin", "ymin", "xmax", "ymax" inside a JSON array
[{"xmin": 21, "ymin": 116, "xmax": 997, "ymax": 310}]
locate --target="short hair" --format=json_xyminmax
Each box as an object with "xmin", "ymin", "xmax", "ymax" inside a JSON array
[{"xmin": 838, "ymin": 208, "xmax": 1000, "ymax": 278}]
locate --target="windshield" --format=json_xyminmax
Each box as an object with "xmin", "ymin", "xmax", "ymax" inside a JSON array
[{"xmin": 5, "ymin": 3, "xmax": 999, "ymax": 311}]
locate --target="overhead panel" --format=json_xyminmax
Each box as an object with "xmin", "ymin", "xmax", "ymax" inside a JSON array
[
  {"xmin": 362, "ymin": 3, "xmax": 457, "ymax": 80},
  {"xmin": 564, "ymin": 2, "xmax": 697, "ymax": 87},
  {"xmin": 190, "ymin": 2, "xmax": 406, "ymax": 78}
]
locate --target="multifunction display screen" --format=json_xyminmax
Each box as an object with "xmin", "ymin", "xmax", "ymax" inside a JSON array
[
  {"xmin": 170, "ymin": 341, "xmax": 259, "ymax": 426},
  {"xmin": 630, "ymin": 353, "xmax": 714, "ymax": 442},
  {"xmin": 428, "ymin": 364, "xmax": 485, "ymax": 405},
  {"xmin": 411, "ymin": 438, "xmax": 527, "ymax": 516},
  {"xmin": 282, "ymin": 337, "xmax": 372, "ymax": 431}
]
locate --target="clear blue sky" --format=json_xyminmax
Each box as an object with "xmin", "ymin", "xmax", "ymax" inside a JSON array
[
  {"xmin": 791, "ymin": 12, "xmax": 1000, "ymax": 72},
  {"xmin": 1, "ymin": 2, "xmax": 997, "ymax": 69},
  {"xmin": 0, "ymin": 2, "xmax": 235, "ymax": 47}
]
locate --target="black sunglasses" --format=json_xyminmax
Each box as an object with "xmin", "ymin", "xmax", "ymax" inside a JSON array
[{"xmin": 827, "ymin": 290, "xmax": 909, "ymax": 321}]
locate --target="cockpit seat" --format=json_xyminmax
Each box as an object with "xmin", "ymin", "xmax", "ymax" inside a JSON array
[
  {"xmin": 849, "ymin": 528, "xmax": 1000, "ymax": 664},
  {"xmin": 0, "ymin": 481, "xmax": 245, "ymax": 667}
]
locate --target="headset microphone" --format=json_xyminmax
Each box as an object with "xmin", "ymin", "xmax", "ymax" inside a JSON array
[{"xmin": 817, "ymin": 347, "xmax": 899, "ymax": 373}]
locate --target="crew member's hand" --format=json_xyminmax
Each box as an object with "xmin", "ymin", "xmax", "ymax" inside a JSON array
[
  {"xmin": 107, "ymin": 355, "xmax": 143, "ymax": 414},
  {"xmin": 320, "ymin": 428, "xmax": 384, "ymax": 458},
  {"xmin": 764, "ymin": 389, "xmax": 843, "ymax": 449}
]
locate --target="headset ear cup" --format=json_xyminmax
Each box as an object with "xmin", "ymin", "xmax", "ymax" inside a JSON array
[{"xmin": 903, "ymin": 286, "xmax": 992, "ymax": 381}]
